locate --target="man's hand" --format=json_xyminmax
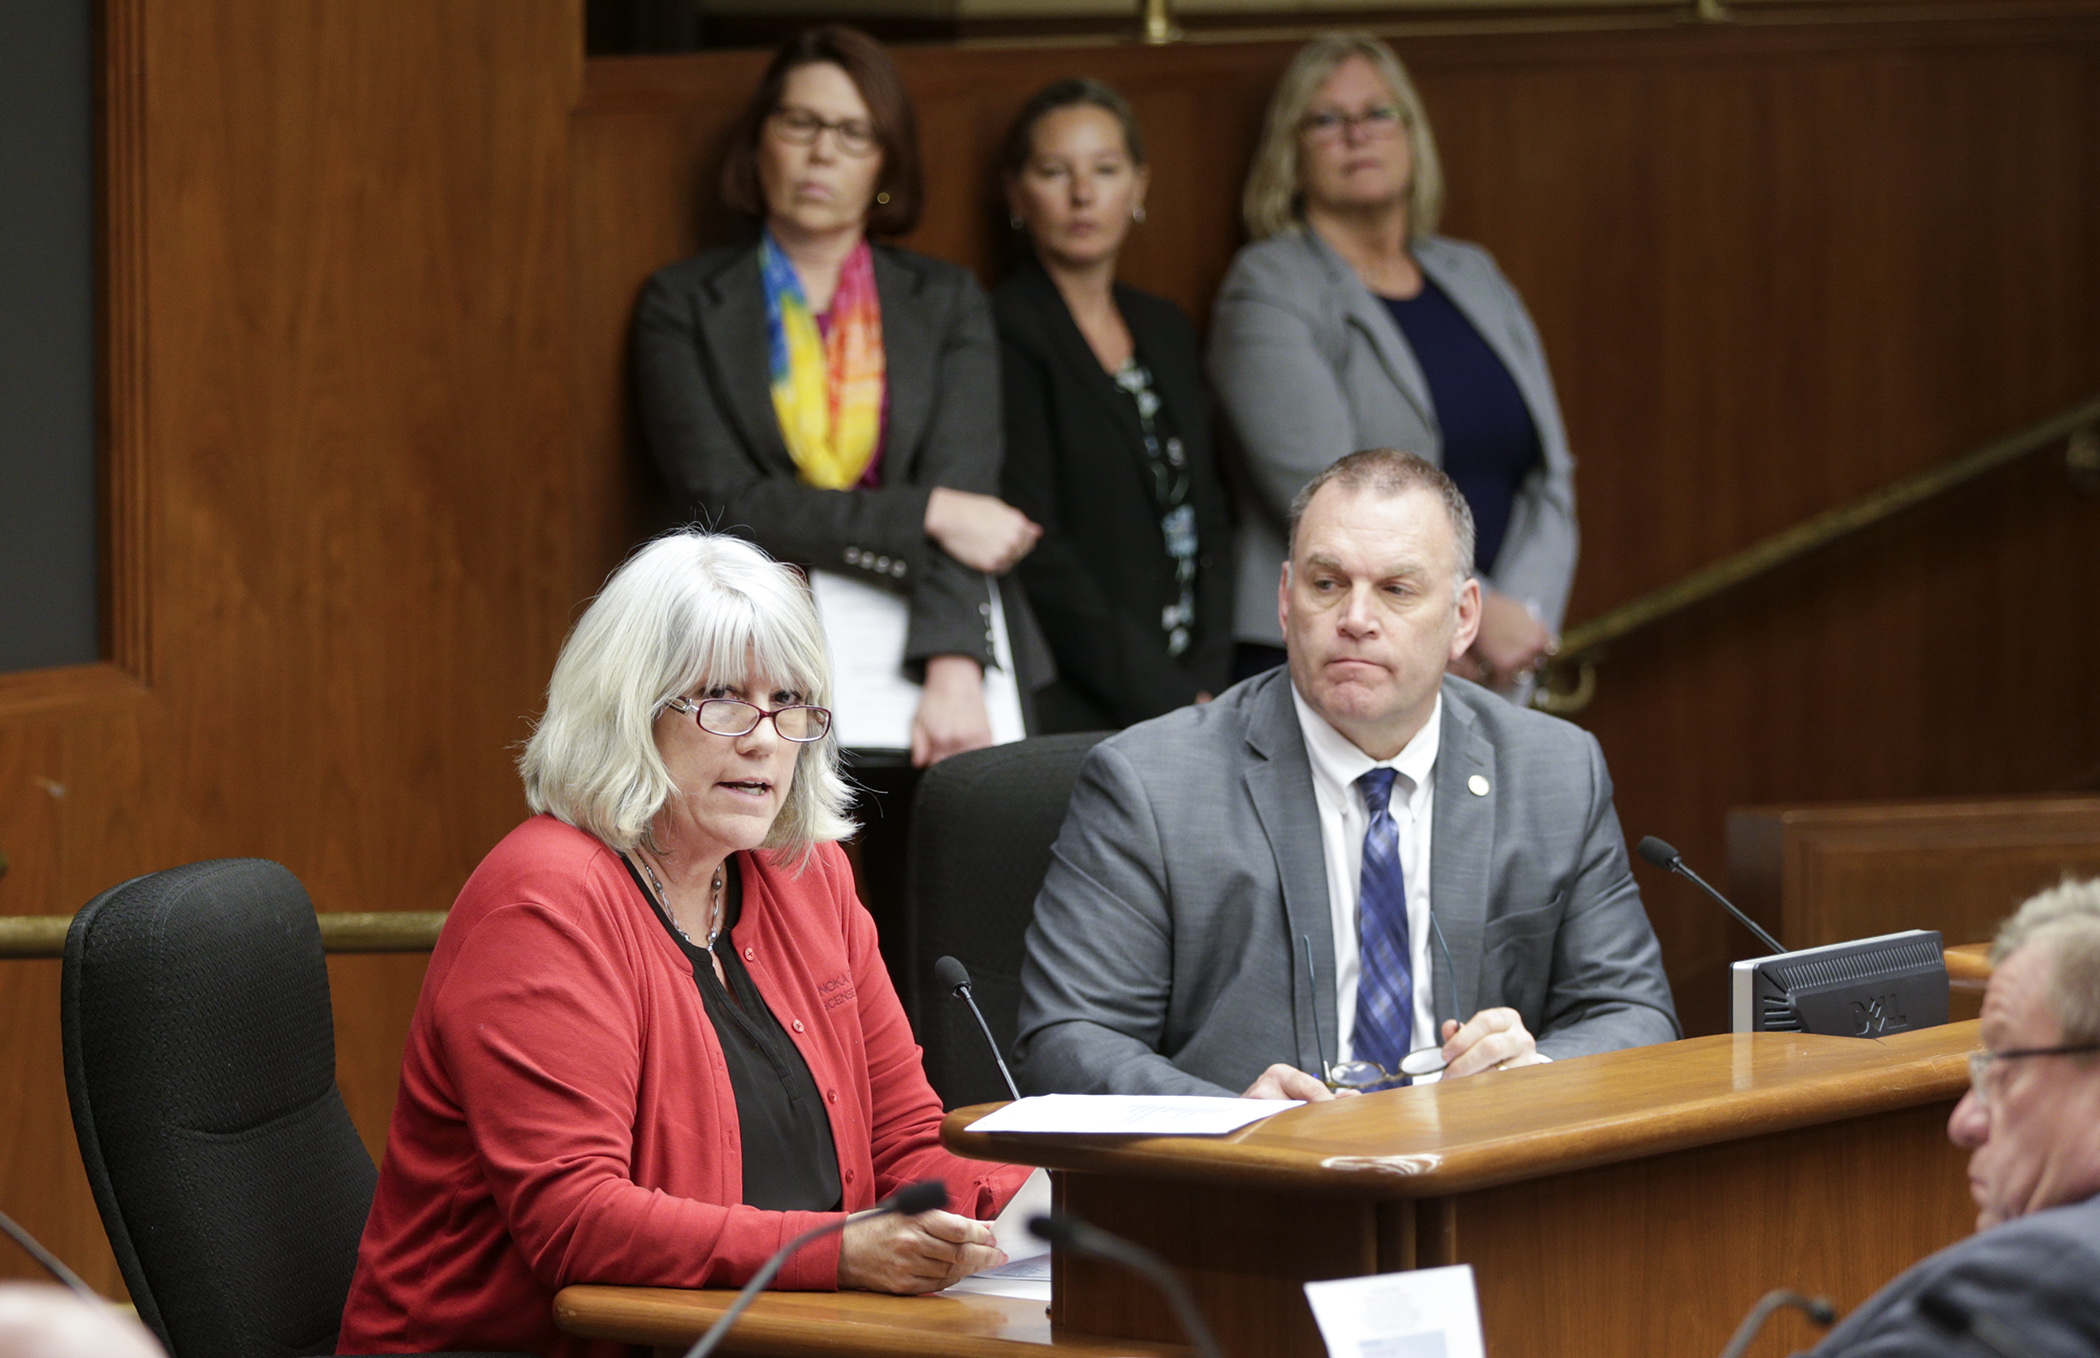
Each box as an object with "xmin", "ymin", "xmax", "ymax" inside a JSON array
[
  {"xmin": 838, "ymin": 1208, "xmax": 1005, "ymax": 1294},
  {"xmin": 1240, "ymin": 1063, "xmax": 1342, "ymax": 1101},
  {"xmin": 1438, "ymin": 1009, "xmax": 1549, "ymax": 1079}
]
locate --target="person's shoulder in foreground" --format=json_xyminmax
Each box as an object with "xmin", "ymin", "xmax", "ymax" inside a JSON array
[
  {"xmin": 1801, "ymin": 876, "xmax": 2100, "ymax": 1357},
  {"xmin": 1801, "ymin": 1194, "xmax": 2100, "ymax": 1357}
]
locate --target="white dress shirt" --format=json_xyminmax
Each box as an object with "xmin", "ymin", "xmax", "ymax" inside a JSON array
[{"xmin": 1290, "ymin": 685, "xmax": 1442, "ymax": 1079}]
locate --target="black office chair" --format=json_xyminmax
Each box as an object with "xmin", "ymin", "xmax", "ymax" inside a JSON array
[
  {"xmin": 906, "ymin": 732, "xmax": 1110, "ymax": 1108},
  {"xmin": 61, "ymin": 858, "xmax": 524, "ymax": 1358}
]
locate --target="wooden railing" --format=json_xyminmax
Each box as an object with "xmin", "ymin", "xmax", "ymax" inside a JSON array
[
  {"xmin": 1533, "ymin": 393, "xmax": 2100, "ymax": 713},
  {"xmin": 0, "ymin": 911, "xmax": 448, "ymax": 959}
]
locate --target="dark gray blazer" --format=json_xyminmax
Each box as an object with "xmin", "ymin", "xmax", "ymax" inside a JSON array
[
  {"xmin": 1208, "ymin": 231, "xmax": 1579, "ymax": 646},
  {"xmin": 994, "ymin": 260, "xmax": 1233, "ymax": 728},
  {"xmin": 1802, "ymin": 1193, "xmax": 2100, "ymax": 1356},
  {"xmin": 1014, "ymin": 668, "xmax": 1677, "ymax": 1096},
  {"xmin": 633, "ymin": 239, "xmax": 1048, "ymax": 685}
]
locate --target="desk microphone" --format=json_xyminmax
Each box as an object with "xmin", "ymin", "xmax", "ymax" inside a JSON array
[
  {"xmin": 1029, "ymin": 1213, "xmax": 1224, "ymax": 1358},
  {"xmin": 1637, "ymin": 836, "xmax": 1787, "ymax": 956},
  {"xmin": 935, "ymin": 955, "xmax": 1021, "ymax": 1101},
  {"xmin": 0, "ymin": 1206, "xmax": 96, "ymax": 1300},
  {"xmin": 681, "ymin": 1180, "xmax": 949, "ymax": 1358},
  {"xmin": 1717, "ymin": 1288, "xmax": 1835, "ymax": 1358},
  {"xmin": 1918, "ymin": 1288, "xmax": 2036, "ymax": 1358}
]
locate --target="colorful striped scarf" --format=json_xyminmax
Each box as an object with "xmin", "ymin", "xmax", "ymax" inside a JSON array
[{"xmin": 762, "ymin": 232, "xmax": 886, "ymax": 490}]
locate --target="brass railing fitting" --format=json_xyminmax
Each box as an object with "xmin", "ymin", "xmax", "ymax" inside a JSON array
[
  {"xmin": 1140, "ymin": 0, "xmax": 1181, "ymax": 45},
  {"xmin": 2068, "ymin": 423, "xmax": 2099, "ymax": 494}
]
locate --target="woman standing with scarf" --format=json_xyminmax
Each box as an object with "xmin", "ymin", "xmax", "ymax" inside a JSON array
[{"xmin": 634, "ymin": 26, "xmax": 1046, "ymax": 774}]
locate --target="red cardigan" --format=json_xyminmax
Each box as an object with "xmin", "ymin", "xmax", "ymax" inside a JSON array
[{"xmin": 338, "ymin": 815, "xmax": 1028, "ymax": 1357}]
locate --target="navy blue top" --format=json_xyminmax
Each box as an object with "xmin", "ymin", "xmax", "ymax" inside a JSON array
[{"xmin": 1380, "ymin": 277, "xmax": 1542, "ymax": 575}]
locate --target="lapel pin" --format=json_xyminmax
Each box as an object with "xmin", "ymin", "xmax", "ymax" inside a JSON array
[{"xmin": 1468, "ymin": 775, "xmax": 1490, "ymax": 797}]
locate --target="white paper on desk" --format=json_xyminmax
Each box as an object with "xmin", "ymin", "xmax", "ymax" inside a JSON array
[
  {"xmin": 807, "ymin": 569, "xmax": 1023, "ymax": 752},
  {"xmin": 937, "ymin": 1253, "xmax": 1052, "ymax": 1301},
  {"xmin": 965, "ymin": 1094, "xmax": 1302, "ymax": 1136},
  {"xmin": 1303, "ymin": 1266, "xmax": 1484, "ymax": 1358},
  {"xmin": 936, "ymin": 1169, "xmax": 1053, "ymax": 1300}
]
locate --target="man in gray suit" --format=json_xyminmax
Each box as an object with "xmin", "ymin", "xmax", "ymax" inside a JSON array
[
  {"xmin": 1803, "ymin": 878, "xmax": 2100, "ymax": 1355},
  {"xmin": 1015, "ymin": 449, "xmax": 1677, "ymax": 1100}
]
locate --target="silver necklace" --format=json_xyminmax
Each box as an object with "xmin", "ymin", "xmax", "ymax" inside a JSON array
[{"xmin": 635, "ymin": 850, "xmax": 724, "ymax": 952}]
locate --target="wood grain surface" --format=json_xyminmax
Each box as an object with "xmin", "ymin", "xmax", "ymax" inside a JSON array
[
  {"xmin": 0, "ymin": 0, "xmax": 583, "ymax": 1294},
  {"xmin": 1730, "ymin": 795, "xmax": 2100, "ymax": 951},
  {"xmin": 951, "ymin": 1026, "xmax": 1977, "ymax": 1358},
  {"xmin": 945, "ymin": 1023, "xmax": 1973, "ymax": 1194},
  {"xmin": 554, "ymin": 1283, "xmax": 1192, "ymax": 1356}
]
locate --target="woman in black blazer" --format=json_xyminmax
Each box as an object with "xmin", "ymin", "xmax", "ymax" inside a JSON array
[
  {"xmin": 994, "ymin": 79, "xmax": 1232, "ymax": 732},
  {"xmin": 633, "ymin": 26, "xmax": 1047, "ymax": 768}
]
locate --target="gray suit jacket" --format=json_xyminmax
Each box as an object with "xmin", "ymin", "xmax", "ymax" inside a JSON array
[
  {"xmin": 633, "ymin": 240, "xmax": 1049, "ymax": 686},
  {"xmin": 1801, "ymin": 1193, "xmax": 2100, "ymax": 1356},
  {"xmin": 1208, "ymin": 231, "xmax": 1579, "ymax": 646},
  {"xmin": 1014, "ymin": 669, "xmax": 1677, "ymax": 1097}
]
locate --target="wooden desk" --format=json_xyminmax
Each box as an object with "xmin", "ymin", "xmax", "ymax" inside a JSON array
[
  {"xmin": 944, "ymin": 1024, "xmax": 1980, "ymax": 1358},
  {"xmin": 553, "ymin": 1283, "xmax": 1192, "ymax": 1358}
]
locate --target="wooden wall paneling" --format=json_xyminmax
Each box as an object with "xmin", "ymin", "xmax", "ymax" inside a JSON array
[
  {"xmin": 1727, "ymin": 796, "xmax": 2100, "ymax": 951},
  {"xmin": 1407, "ymin": 18, "xmax": 2100, "ymax": 1032},
  {"xmin": 0, "ymin": 0, "xmax": 587, "ymax": 1290}
]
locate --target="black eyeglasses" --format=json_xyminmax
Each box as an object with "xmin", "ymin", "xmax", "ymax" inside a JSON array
[
  {"xmin": 1966, "ymin": 1042, "xmax": 2100, "ymax": 1108},
  {"xmin": 664, "ymin": 696, "xmax": 832, "ymax": 743},
  {"xmin": 769, "ymin": 106, "xmax": 879, "ymax": 158},
  {"xmin": 1300, "ymin": 105, "xmax": 1404, "ymax": 143}
]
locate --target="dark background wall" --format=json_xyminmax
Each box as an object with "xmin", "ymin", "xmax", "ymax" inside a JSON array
[{"xmin": 0, "ymin": 1, "xmax": 98, "ymax": 671}]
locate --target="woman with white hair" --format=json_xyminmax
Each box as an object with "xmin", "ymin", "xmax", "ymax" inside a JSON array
[
  {"xmin": 339, "ymin": 530, "xmax": 1027, "ymax": 1358},
  {"xmin": 1210, "ymin": 33, "xmax": 1577, "ymax": 695}
]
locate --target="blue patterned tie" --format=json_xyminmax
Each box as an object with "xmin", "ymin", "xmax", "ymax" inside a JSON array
[{"xmin": 1352, "ymin": 767, "xmax": 1414, "ymax": 1076}]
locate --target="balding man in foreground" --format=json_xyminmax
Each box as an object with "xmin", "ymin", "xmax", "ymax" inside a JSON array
[{"xmin": 1805, "ymin": 878, "xmax": 2100, "ymax": 1355}]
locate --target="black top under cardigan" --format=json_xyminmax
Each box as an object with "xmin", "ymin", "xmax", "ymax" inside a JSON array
[{"xmin": 993, "ymin": 260, "xmax": 1233, "ymax": 730}]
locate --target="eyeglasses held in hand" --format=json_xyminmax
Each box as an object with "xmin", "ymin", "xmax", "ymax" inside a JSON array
[
  {"xmin": 1325, "ymin": 1045, "xmax": 1449, "ymax": 1091},
  {"xmin": 1300, "ymin": 105, "xmax": 1404, "ymax": 143},
  {"xmin": 769, "ymin": 106, "xmax": 880, "ymax": 157},
  {"xmin": 665, "ymin": 696, "xmax": 833, "ymax": 743}
]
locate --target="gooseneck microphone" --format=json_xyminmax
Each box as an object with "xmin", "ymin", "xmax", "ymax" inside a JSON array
[
  {"xmin": 1717, "ymin": 1288, "xmax": 1836, "ymax": 1358},
  {"xmin": 1919, "ymin": 1289, "xmax": 2036, "ymax": 1358},
  {"xmin": 1637, "ymin": 836, "xmax": 1787, "ymax": 956},
  {"xmin": 935, "ymin": 955, "xmax": 1021, "ymax": 1101},
  {"xmin": 1029, "ymin": 1213, "xmax": 1224, "ymax": 1358},
  {"xmin": 0, "ymin": 1206, "xmax": 96, "ymax": 1299},
  {"xmin": 681, "ymin": 1180, "xmax": 949, "ymax": 1358}
]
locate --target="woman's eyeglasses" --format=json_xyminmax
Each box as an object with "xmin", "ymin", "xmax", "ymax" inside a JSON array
[
  {"xmin": 769, "ymin": 107, "xmax": 879, "ymax": 158},
  {"xmin": 665, "ymin": 696, "xmax": 833, "ymax": 743},
  {"xmin": 1300, "ymin": 105, "xmax": 1404, "ymax": 143}
]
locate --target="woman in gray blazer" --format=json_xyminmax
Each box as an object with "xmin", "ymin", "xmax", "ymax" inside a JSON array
[{"xmin": 1210, "ymin": 33, "xmax": 1576, "ymax": 694}]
